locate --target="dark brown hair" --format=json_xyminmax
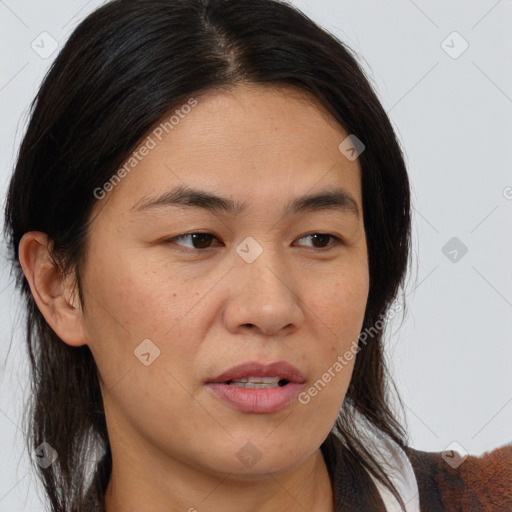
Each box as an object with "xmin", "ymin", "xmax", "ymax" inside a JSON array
[{"xmin": 4, "ymin": 0, "xmax": 412, "ymax": 510}]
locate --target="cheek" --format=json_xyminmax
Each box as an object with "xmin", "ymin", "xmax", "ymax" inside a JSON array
[
  {"xmin": 81, "ymin": 253, "xmax": 205, "ymax": 397},
  {"xmin": 309, "ymin": 263, "xmax": 369, "ymax": 346},
  {"xmin": 84, "ymin": 251, "xmax": 202, "ymax": 340},
  {"xmin": 82, "ymin": 258, "xmax": 205, "ymax": 431},
  {"xmin": 293, "ymin": 260, "xmax": 368, "ymax": 402}
]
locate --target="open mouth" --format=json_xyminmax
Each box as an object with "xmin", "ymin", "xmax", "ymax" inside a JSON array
[
  {"xmin": 225, "ymin": 377, "xmax": 290, "ymax": 389},
  {"xmin": 206, "ymin": 361, "xmax": 306, "ymax": 413}
]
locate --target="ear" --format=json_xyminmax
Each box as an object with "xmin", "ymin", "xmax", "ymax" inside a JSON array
[{"xmin": 18, "ymin": 232, "xmax": 87, "ymax": 347}]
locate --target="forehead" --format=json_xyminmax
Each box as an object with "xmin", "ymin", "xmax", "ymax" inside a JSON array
[
  {"xmin": 165, "ymin": 82, "xmax": 350, "ymax": 162},
  {"xmin": 91, "ymin": 82, "xmax": 362, "ymax": 218}
]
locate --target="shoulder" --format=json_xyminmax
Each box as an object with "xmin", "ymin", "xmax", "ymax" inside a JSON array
[{"xmin": 404, "ymin": 441, "xmax": 512, "ymax": 511}]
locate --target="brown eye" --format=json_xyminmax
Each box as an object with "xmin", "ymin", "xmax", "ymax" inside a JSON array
[
  {"xmin": 296, "ymin": 233, "xmax": 340, "ymax": 249},
  {"xmin": 170, "ymin": 233, "xmax": 219, "ymax": 250}
]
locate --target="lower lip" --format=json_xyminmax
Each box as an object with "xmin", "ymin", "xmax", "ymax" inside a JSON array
[{"xmin": 206, "ymin": 382, "xmax": 304, "ymax": 414}]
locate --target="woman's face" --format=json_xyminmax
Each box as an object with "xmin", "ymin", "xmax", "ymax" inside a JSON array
[{"xmin": 82, "ymin": 82, "xmax": 369, "ymax": 480}]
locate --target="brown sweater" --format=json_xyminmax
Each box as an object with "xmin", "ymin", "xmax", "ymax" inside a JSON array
[
  {"xmin": 323, "ymin": 435, "xmax": 512, "ymax": 511},
  {"xmin": 405, "ymin": 443, "xmax": 512, "ymax": 511}
]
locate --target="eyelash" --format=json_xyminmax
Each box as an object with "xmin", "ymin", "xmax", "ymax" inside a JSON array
[{"xmin": 165, "ymin": 232, "xmax": 342, "ymax": 252}]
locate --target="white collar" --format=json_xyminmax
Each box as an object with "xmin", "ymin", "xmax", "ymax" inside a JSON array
[{"xmin": 363, "ymin": 434, "xmax": 421, "ymax": 512}]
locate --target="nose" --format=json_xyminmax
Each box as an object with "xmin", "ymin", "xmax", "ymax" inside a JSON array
[{"xmin": 222, "ymin": 249, "xmax": 305, "ymax": 337}]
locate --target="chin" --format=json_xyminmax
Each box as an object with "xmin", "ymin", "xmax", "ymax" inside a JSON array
[
  {"xmin": 229, "ymin": 446, "xmax": 313, "ymax": 479},
  {"xmin": 227, "ymin": 460, "xmax": 305, "ymax": 481}
]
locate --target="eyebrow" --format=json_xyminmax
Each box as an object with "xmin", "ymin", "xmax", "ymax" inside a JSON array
[{"xmin": 132, "ymin": 184, "xmax": 360, "ymax": 219}]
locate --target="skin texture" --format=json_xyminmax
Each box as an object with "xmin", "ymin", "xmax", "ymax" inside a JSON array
[{"xmin": 19, "ymin": 82, "xmax": 370, "ymax": 512}]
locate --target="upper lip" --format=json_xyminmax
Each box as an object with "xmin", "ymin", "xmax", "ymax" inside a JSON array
[{"xmin": 207, "ymin": 360, "xmax": 306, "ymax": 384}]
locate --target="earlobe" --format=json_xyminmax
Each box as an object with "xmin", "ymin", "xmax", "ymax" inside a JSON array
[{"xmin": 18, "ymin": 232, "xmax": 87, "ymax": 347}]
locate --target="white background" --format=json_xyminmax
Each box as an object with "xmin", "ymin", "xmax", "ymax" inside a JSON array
[{"xmin": 1, "ymin": 0, "xmax": 511, "ymax": 510}]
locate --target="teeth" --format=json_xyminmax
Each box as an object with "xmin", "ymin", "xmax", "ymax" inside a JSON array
[
  {"xmin": 229, "ymin": 382, "xmax": 280, "ymax": 389},
  {"xmin": 249, "ymin": 376, "xmax": 280, "ymax": 383},
  {"xmin": 229, "ymin": 376, "xmax": 281, "ymax": 384},
  {"xmin": 227, "ymin": 376, "xmax": 286, "ymax": 389}
]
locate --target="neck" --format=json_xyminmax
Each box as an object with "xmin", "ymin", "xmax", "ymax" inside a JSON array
[{"xmin": 104, "ymin": 446, "xmax": 334, "ymax": 512}]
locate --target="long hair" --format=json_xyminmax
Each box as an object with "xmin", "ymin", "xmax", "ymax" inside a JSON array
[{"xmin": 3, "ymin": 1, "xmax": 412, "ymax": 510}]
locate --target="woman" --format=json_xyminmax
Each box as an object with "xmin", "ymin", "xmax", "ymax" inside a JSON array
[{"xmin": 4, "ymin": 0, "xmax": 511, "ymax": 510}]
